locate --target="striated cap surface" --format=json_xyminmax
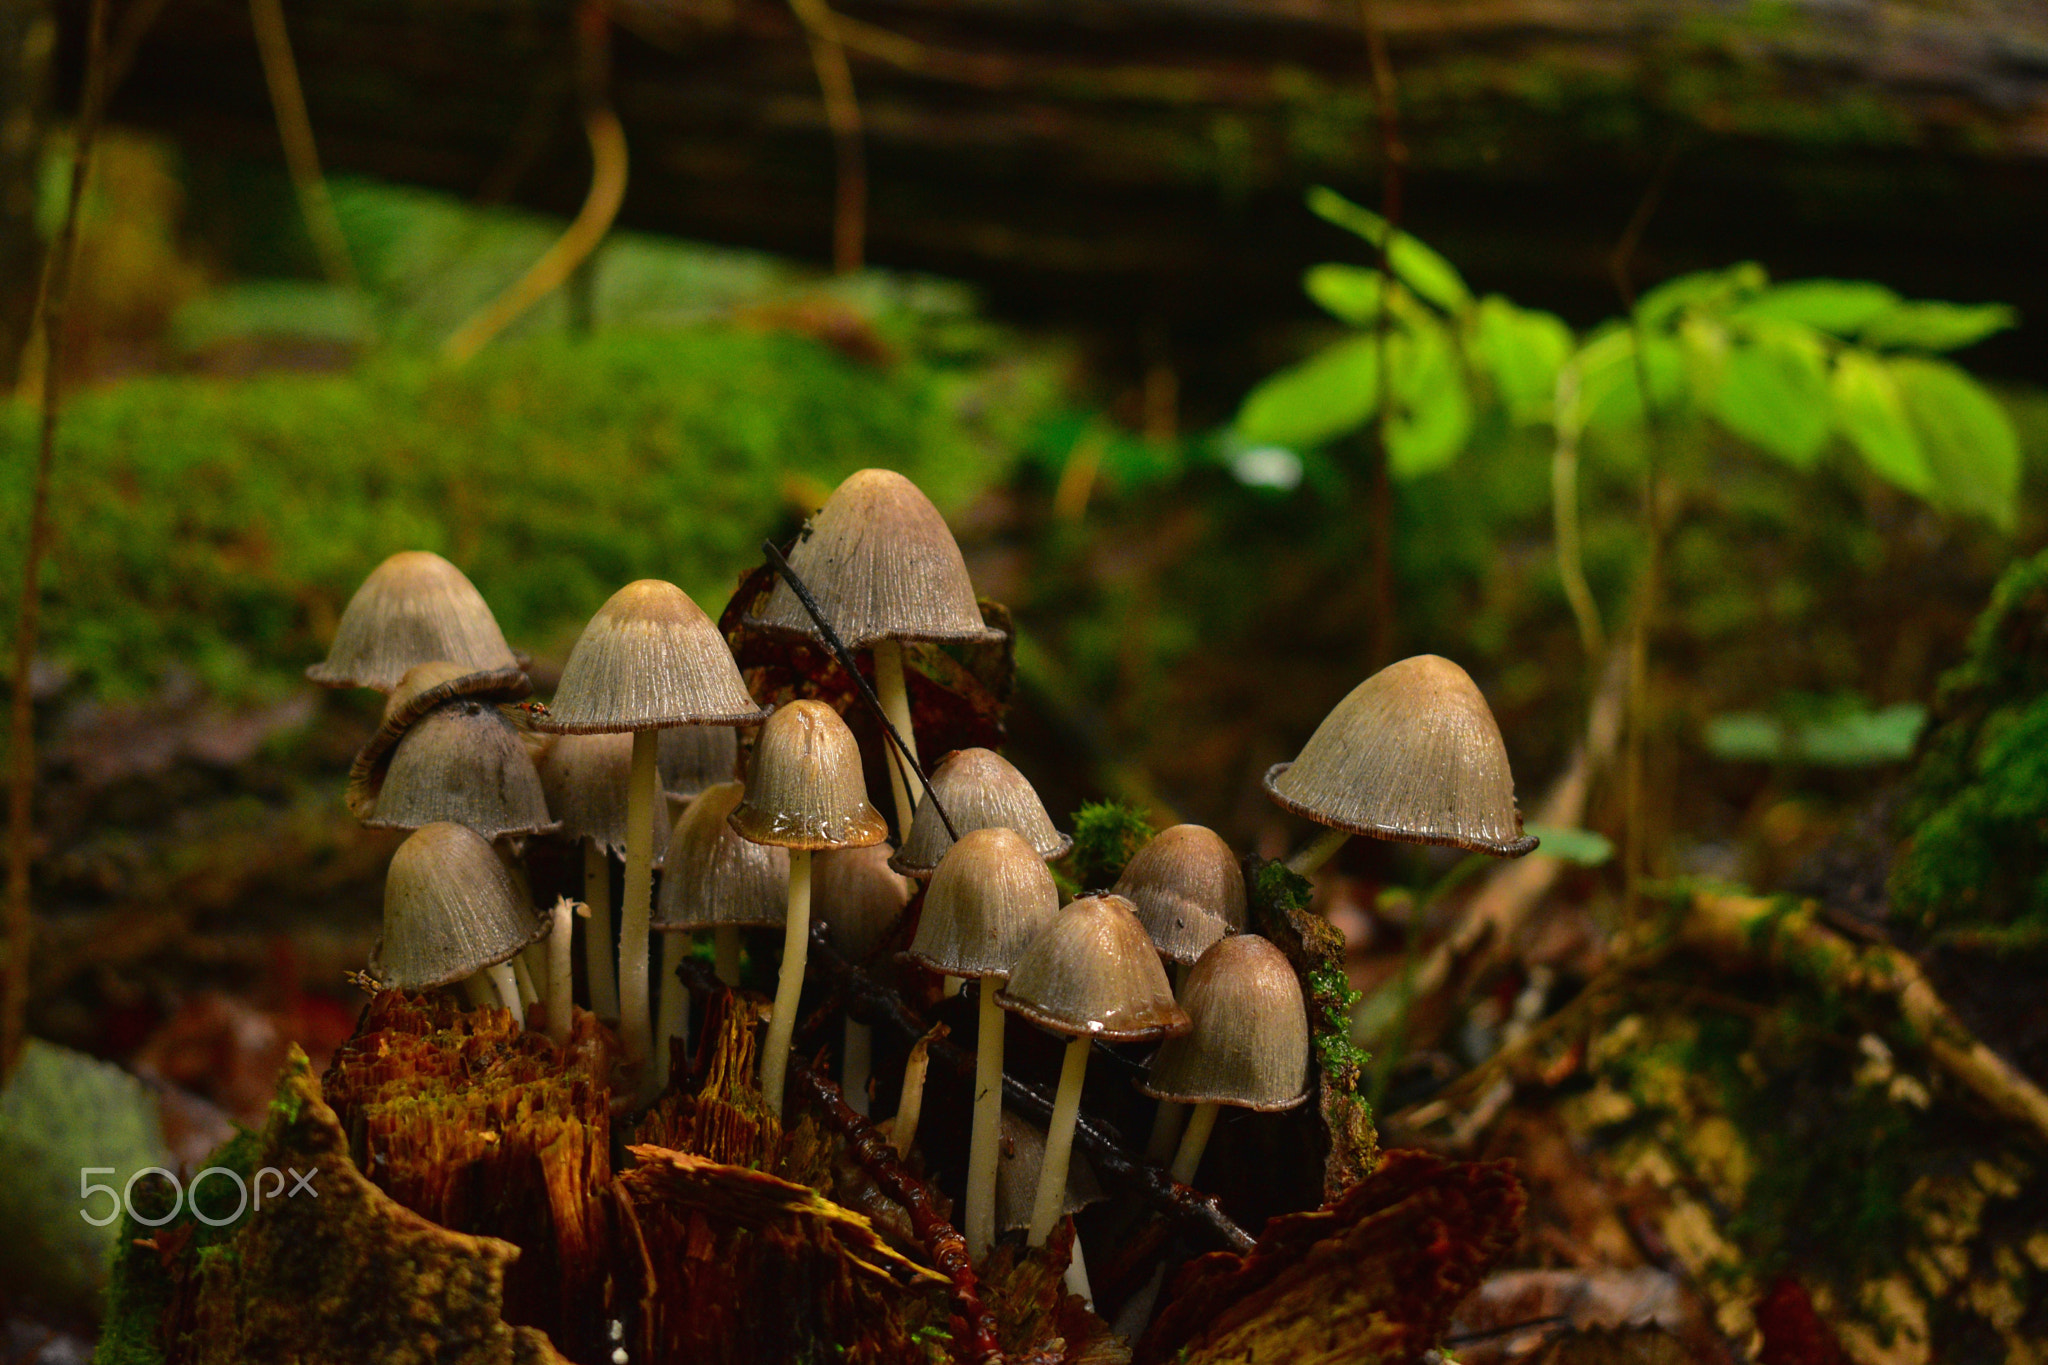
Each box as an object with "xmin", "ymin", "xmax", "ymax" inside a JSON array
[
  {"xmin": 353, "ymin": 703, "xmax": 556, "ymax": 839},
  {"xmin": 1263, "ymin": 654, "xmax": 1537, "ymax": 857},
  {"xmin": 348, "ymin": 662, "xmax": 531, "ymax": 804},
  {"xmin": 369, "ymin": 822, "xmax": 546, "ymax": 989},
  {"xmin": 905, "ymin": 827, "xmax": 1060, "ymax": 980},
  {"xmin": 891, "ymin": 748, "xmax": 1070, "ymax": 875},
  {"xmin": 660, "ymin": 723, "xmax": 740, "ymax": 802},
  {"xmin": 537, "ymin": 579, "xmax": 766, "ymax": 734},
  {"xmin": 815, "ymin": 843, "xmax": 915, "ymax": 961},
  {"xmin": 751, "ymin": 468, "xmax": 1006, "ymax": 648},
  {"xmin": 535, "ymin": 731, "xmax": 672, "ymax": 863},
  {"xmin": 308, "ymin": 551, "xmax": 519, "ymax": 691},
  {"xmin": 654, "ymin": 782, "xmax": 790, "ymax": 930},
  {"xmin": 995, "ymin": 1111, "xmax": 1105, "ymax": 1233},
  {"xmin": 1113, "ymin": 824, "xmax": 1246, "ymax": 964},
  {"xmin": 1141, "ymin": 934, "xmax": 1309, "ymax": 1112},
  {"xmin": 728, "ymin": 699, "xmax": 888, "ymax": 851},
  {"xmin": 997, "ymin": 894, "xmax": 1190, "ymax": 1043}
]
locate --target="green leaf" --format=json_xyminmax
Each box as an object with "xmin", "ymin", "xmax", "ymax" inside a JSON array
[
  {"xmin": 1523, "ymin": 823, "xmax": 1614, "ymax": 866},
  {"xmin": 1384, "ymin": 322, "xmax": 1473, "ymax": 478},
  {"xmin": 1306, "ymin": 187, "xmax": 1472, "ymax": 314},
  {"xmin": 1710, "ymin": 320, "xmax": 1832, "ymax": 467},
  {"xmin": 1470, "ymin": 296, "xmax": 1574, "ymax": 425},
  {"xmin": 1235, "ymin": 333, "xmax": 1380, "ymax": 449},
  {"xmin": 1634, "ymin": 263, "xmax": 1767, "ymax": 328},
  {"xmin": 1704, "ymin": 704, "xmax": 1925, "ymax": 766},
  {"xmin": 1732, "ymin": 280, "xmax": 1900, "ymax": 336},
  {"xmin": 1305, "ymin": 264, "xmax": 1388, "ymax": 326},
  {"xmin": 1858, "ymin": 301, "xmax": 2017, "ymax": 353},
  {"xmin": 1890, "ymin": 356, "xmax": 2021, "ymax": 530},
  {"xmin": 1830, "ymin": 350, "xmax": 1931, "ymax": 496},
  {"xmin": 1575, "ymin": 325, "xmax": 1689, "ymax": 434}
]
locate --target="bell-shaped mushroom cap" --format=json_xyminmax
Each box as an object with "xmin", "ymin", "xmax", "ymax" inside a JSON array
[
  {"xmin": 905, "ymin": 827, "xmax": 1060, "ymax": 980},
  {"xmin": 368, "ymin": 822, "xmax": 547, "ymax": 989},
  {"xmin": 1113, "ymin": 824, "xmax": 1246, "ymax": 965},
  {"xmin": 1141, "ymin": 935, "xmax": 1309, "ymax": 1112},
  {"xmin": 537, "ymin": 580, "xmax": 766, "ymax": 734},
  {"xmin": 347, "ymin": 662, "xmax": 531, "ymax": 811},
  {"xmin": 308, "ymin": 551, "xmax": 520, "ymax": 691},
  {"xmin": 535, "ymin": 732, "xmax": 672, "ymax": 863},
  {"xmin": 891, "ymin": 748, "xmax": 1071, "ymax": 876},
  {"xmin": 728, "ymin": 699, "xmax": 888, "ymax": 851},
  {"xmin": 660, "ymin": 723, "xmax": 739, "ymax": 802},
  {"xmin": 653, "ymin": 781, "xmax": 790, "ymax": 930},
  {"xmin": 996, "ymin": 894, "xmax": 1190, "ymax": 1043},
  {"xmin": 1263, "ymin": 654, "xmax": 1537, "ymax": 857},
  {"xmin": 354, "ymin": 704, "xmax": 557, "ymax": 839},
  {"xmin": 815, "ymin": 843, "xmax": 914, "ymax": 961},
  {"xmin": 750, "ymin": 468, "xmax": 1005, "ymax": 649},
  {"xmin": 995, "ymin": 1111, "xmax": 1105, "ymax": 1234}
]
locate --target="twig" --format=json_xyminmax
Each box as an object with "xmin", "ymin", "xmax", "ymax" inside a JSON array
[
  {"xmin": 787, "ymin": 0, "xmax": 866, "ymax": 274},
  {"xmin": 247, "ymin": 0, "xmax": 358, "ymax": 292},
  {"xmin": 4, "ymin": 0, "xmax": 110, "ymax": 1082},
  {"xmin": 1551, "ymin": 364, "xmax": 1605, "ymax": 659}
]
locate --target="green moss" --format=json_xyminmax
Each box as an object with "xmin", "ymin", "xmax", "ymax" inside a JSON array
[{"xmin": 1063, "ymin": 800, "xmax": 1155, "ymax": 891}]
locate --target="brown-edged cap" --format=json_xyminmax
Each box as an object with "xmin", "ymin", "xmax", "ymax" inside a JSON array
[
  {"xmin": 750, "ymin": 469, "xmax": 1005, "ymax": 649},
  {"xmin": 727, "ymin": 699, "xmax": 888, "ymax": 851},
  {"xmin": 347, "ymin": 661, "xmax": 531, "ymax": 805},
  {"xmin": 367, "ymin": 822, "xmax": 547, "ymax": 989},
  {"xmin": 996, "ymin": 894, "xmax": 1190, "ymax": 1043},
  {"xmin": 1112, "ymin": 824, "xmax": 1246, "ymax": 965},
  {"xmin": 995, "ymin": 1111, "xmax": 1105, "ymax": 1234},
  {"xmin": 535, "ymin": 732, "xmax": 672, "ymax": 863},
  {"xmin": 891, "ymin": 748, "xmax": 1071, "ymax": 876},
  {"xmin": 660, "ymin": 723, "xmax": 739, "ymax": 802},
  {"xmin": 347, "ymin": 663, "xmax": 553, "ymax": 839},
  {"xmin": 652, "ymin": 781, "xmax": 789, "ymax": 931},
  {"xmin": 1262, "ymin": 654, "xmax": 1537, "ymax": 857},
  {"xmin": 535, "ymin": 579, "xmax": 766, "ymax": 734},
  {"xmin": 905, "ymin": 827, "xmax": 1060, "ymax": 980},
  {"xmin": 308, "ymin": 551, "xmax": 520, "ymax": 691},
  {"xmin": 815, "ymin": 843, "xmax": 914, "ymax": 962},
  {"xmin": 1140, "ymin": 934, "xmax": 1309, "ymax": 1113}
]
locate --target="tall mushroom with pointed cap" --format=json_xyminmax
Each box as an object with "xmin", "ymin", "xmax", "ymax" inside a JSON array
[
  {"xmin": 998, "ymin": 894, "xmax": 1189, "ymax": 1247},
  {"xmin": 532, "ymin": 580, "xmax": 766, "ymax": 1075},
  {"xmin": 369, "ymin": 822, "xmax": 548, "ymax": 1025},
  {"xmin": 748, "ymin": 469, "xmax": 1005, "ymax": 835},
  {"xmin": 650, "ymin": 781, "xmax": 789, "ymax": 1085},
  {"xmin": 308, "ymin": 551, "xmax": 520, "ymax": 692},
  {"xmin": 814, "ymin": 842, "xmax": 914, "ymax": 1117},
  {"xmin": 906, "ymin": 826, "xmax": 1061, "ymax": 1259},
  {"xmin": 347, "ymin": 662, "xmax": 556, "ymax": 841},
  {"xmin": 891, "ymin": 748, "xmax": 1071, "ymax": 878},
  {"xmin": 729, "ymin": 699, "xmax": 887, "ymax": 1116},
  {"xmin": 1265, "ymin": 654, "xmax": 1538, "ymax": 875},
  {"xmin": 1140, "ymin": 934, "xmax": 1309, "ymax": 1185}
]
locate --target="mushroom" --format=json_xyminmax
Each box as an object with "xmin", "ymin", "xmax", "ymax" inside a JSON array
[
  {"xmin": 532, "ymin": 579, "xmax": 766, "ymax": 1076},
  {"xmin": 994, "ymin": 1111, "xmax": 1106, "ymax": 1305},
  {"xmin": 814, "ymin": 843, "xmax": 914, "ymax": 1117},
  {"xmin": 650, "ymin": 781, "xmax": 789, "ymax": 1086},
  {"xmin": 347, "ymin": 662, "xmax": 556, "ymax": 841},
  {"xmin": 997, "ymin": 894, "xmax": 1189, "ymax": 1247},
  {"xmin": 729, "ymin": 699, "xmax": 888, "ymax": 1116},
  {"xmin": 1264, "ymin": 654, "xmax": 1538, "ymax": 874},
  {"xmin": 544, "ymin": 895, "xmax": 576, "ymax": 1044},
  {"xmin": 368, "ymin": 822, "xmax": 548, "ymax": 1026},
  {"xmin": 891, "ymin": 748, "xmax": 1072, "ymax": 877},
  {"xmin": 1140, "ymin": 934, "xmax": 1309, "ymax": 1185},
  {"xmin": 308, "ymin": 550, "xmax": 520, "ymax": 692},
  {"xmin": 659, "ymin": 723, "xmax": 740, "ymax": 804},
  {"xmin": 905, "ymin": 826, "xmax": 1061, "ymax": 1259},
  {"xmin": 748, "ymin": 469, "xmax": 1004, "ymax": 834}
]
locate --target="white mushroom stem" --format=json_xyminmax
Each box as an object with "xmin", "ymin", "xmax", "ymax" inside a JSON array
[
  {"xmin": 462, "ymin": 974, "xmax": 496, "ymax": 1010},
  {"xmin": 1064, "ymin": 1234, "xmax": 1094, "ymax": 1308},
  {"xmin": 872, "ymin": 638, "xmax": 919, "ymax": 836},
  {"xmin": 1288, "ymin": 827, "xmax": 1350, "ymax": 876},
  {"xmin": 1169, "ymin": 1100, "xmax": 1220, "ymax": 1185},
  {"xmin": 654, "ymin": 932, "xmax": 689, "ymax": 1092},
  {"xmin": 943, "ymin": 974, "xmax": 964, "ymax": 999},
  {"xmin": 512, "ymin": 954, "xmax": 540, "ymax": 1009},
  {"xmin": 713, "ymin": 925, "xmax": 742, "ymax": 987},
  {"xmin": 759, "ymin": 846, "xmax": 812, "ymax": 1117},
  {"xmin": 1028, "ymin": 1035, "xmax": 1091, "ymax": 1247},
  {"xmin": 1145, "ymin": 1099, "xmax": 1187, "ymax": 1162},
  {"xmin": 485, "ymin": 961, "xmax": 525, "ymax": 1028},
  {"xmin": 844, "ymin": 1018, "xmax": 873, "ymax": 1117},
  {"xmin": 618, "ymin": 728, "xmax": 660, "ymax": 1069},
  {"xmin": 546, "ymin": 896, "xmax": 575, "ymax": 1044},
  {"xmin": 584, "ymin": 840, "xmax": 620, "ymax": 1019},
  {"xmin": 963, "ymin": 982, "xmax": 1006, "ymax": 1260},
  {"xmin": 892, "ymin": 1027, "xmax": 937, "ymax": 1158}
]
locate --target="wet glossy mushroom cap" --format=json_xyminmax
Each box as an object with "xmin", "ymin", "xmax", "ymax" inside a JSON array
[
  {"xmin": 997, "ymin": 894, "xmax": 1190, "ymax": 1043},
  {"xmin": 660, "ymin": 723, "xmax": 740, "ymax": 802},
  {"xmin": 1141, "ymin": 934, "xmax": 1309, "ymax": 1112},
  {"xmin": 750, "ymin": 468, "xmax": 1005, "ymax": 649},
  {"xmin": 1263, "ymin": 654, "xmax": 1537, "ymax": 857},
  {"xmin": 536, "ymin": 579, "xmax": 766, "ymax": 734},
  {"xmin": 815, "ymin": 843, "xmax": 915, "ymax": 962},
  {"xmin": 535, "ymin": 732, "xmax": 672, "ymax": 864},
  {"xmin": 1113, "ymin": 824, "xmax": 1246, "ymax": 965},
  {"xmin": 308, "ymin": 551, "xmax": 520, "ymax": 692},
  {"xmin": 995, "ymin": 1111, "xmax": 1105, "ymax": 1233},
  {"xmin": 347, "ymin": 664, "xmax": 553, "ymax": 839},
  {"xmin": 905, "ymin": 827, "xmax": 1061, "ymax": 980},
  {"xmin": 728, "ymin": 699, "xmax": 888, "ymax": 851},
  {"xmin": 368, "ymin": 821, "xmax": 547, "ymax": 989},
  {"xmin": 891, "ymin": 748, "xmax": 1071, "ymax": 876},
  {"xmin": 652, "ymin": 782, "xmax": 789, "ymax": 930}
]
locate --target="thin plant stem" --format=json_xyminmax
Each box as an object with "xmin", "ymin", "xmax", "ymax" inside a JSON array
[
  {"xmin": 1288, "ymin": 827, "xmax": 1351, "ymax": 877},
  {"xmin": 1366, "ymin": 854, "xmax": 1486, "ymax": 1113},
  {"xmin": 511, "ymin": 954, "xmax": 540, "ymax": 1008},
  {"xmin": 1169, "ymin": 1099, "xmax": 1220, "ymax": 1185},
  {"xmin": 247, "ymin": 0, "xmax": 359, "ymax": 292},
  {"xmin": 873, "ymin": 638, "xmax": 918, "ymax": 835},
  {"xmin": 1550, "ymin": 367, "xmax": 1605, "ymax": 660},
  {"xmin": 760, "ymin": 847, "xmax": 813, "ymax": 1116},
  {"xmin": 546, "ymin": 896, "xmax": 574, "ymax": 1044},
  {"xmin": 787, "ymin": 0, "xmax": 865, "ymax": 272},
  {"xmin": 486, "ymin": 962, "xmax": 525, "ymax": 1026},
  {"xmin": 618, "ymin": 729, "xmax": 659, "ymax": 1070},
  {"xmin": 1028, "ymin": 1035, "xmax": 1090, "ymax": 1247},
  {"xmin": 963, "ymin": 980, "xmax": 1005, "ymax": 1260}
]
